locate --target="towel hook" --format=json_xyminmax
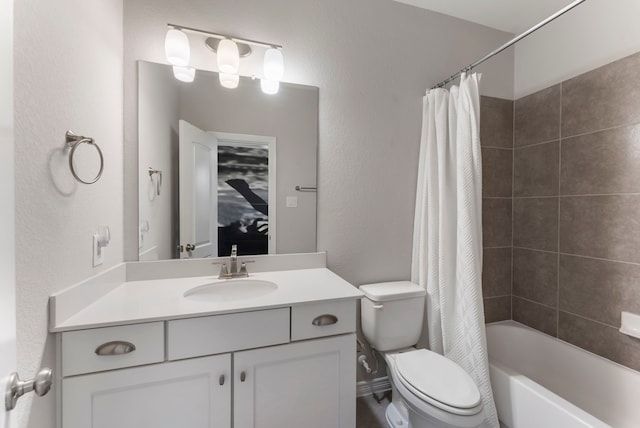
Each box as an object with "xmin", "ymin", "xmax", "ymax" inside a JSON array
[
  {"xmin": 66, "ymin": 130, "xmax": 104, "ymax": 184},
  {"xmin": 148, "ymin": 168, "xmax": 163, "ymax": 196}
]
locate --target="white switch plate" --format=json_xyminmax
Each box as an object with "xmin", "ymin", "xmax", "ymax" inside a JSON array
[
  {"xmin": 286, "ymin": 196, "xmax": 298, "ymax": 208},
  {"xmin": 93, "ymin": 234, "xmax": 104, "ymax": 267}
]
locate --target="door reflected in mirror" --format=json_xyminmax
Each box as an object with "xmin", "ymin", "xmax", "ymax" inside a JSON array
[{"xmin": 138, "ymin": 61, "xmax": 318, "ymax": 260}]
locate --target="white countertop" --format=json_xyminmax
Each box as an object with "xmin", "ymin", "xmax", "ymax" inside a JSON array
[{"xmin": 50, "ymin": 267, "xmax": 363, "ymax": 332}]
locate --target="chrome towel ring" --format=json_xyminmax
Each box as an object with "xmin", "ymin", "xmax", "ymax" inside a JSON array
[{"xmin": 66, "ymin": 130, "xmax": 104, "ymax": 184}]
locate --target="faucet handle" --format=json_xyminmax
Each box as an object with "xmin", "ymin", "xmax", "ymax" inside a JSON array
[
  {"xmin": 219, "ymin": 264, "xmax": 229, "ymax": 276},
  {"xmin": 238, "ymin": 260, "xmax": 255, "ymax": 276},
  {"xmin": 212, "ymin": 261, "xmax": 229, "ymax": 278}
]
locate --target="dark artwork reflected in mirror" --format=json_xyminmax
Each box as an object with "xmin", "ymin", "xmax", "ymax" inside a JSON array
[
  {"xmin": 137, "ymin": 61, "xmax": 318, "ymax": 261},
  {"xmin": 218, "ymin": 145, "xmax": 269, "ymax": 257}
]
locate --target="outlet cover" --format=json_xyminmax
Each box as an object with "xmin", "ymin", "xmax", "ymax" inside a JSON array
[
  {"xmin": 286, "ymin": 196, "xmax": 298, "ymax": 208},
  {"xmin": 93, "ymin": 234, "xmax": 104, "ymax": 267}
]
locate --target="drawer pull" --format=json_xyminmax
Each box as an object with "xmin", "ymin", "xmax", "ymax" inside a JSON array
[
  {"xmin": 240, "ymin": 371, "xmax": 246, "ymax": 382},
  {"xmin": 312, "ymin": 314, "xmax": 338, "ymax": 326},
  {"xmin": 219, "ymin": 375, "xmax": 225, "ymax": 386},
  {"xmin": 95, "ymin": 341, "xmax": 137, "ymax": 356}
]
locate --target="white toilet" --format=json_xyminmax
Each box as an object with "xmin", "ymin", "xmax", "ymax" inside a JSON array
[{"xmin": 360, "ymin": 281, "xmax": 484, "ymax": 428}]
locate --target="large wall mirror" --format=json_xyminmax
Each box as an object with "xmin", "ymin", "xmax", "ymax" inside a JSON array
[{"xmin": 138, "ymin": 61, "xmax": 318, "ymax": 260}]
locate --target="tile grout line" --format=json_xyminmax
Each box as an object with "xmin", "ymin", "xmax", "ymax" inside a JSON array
[
  {"xmin": 562, "ymin": 120, "xmax": 640, "ymax": 141},
  {"xmin": 518, "ymin": 119, "xmax": 640, "ymax": 148},
  {"xmin": 484, "ymin": 294, "xmax": 512, "ymax": 300},
  {"xmin": 481, "ymin": 146, "xmax": 513, "ymax": 151},
  {"xmin": 557, "ymin": 82, "xmax": 563, "ymax": 338},
  {"xmin": 512, "ymin": 295, "xmax": 558, "ymax": 311},
  {"xmin": 514, "ymin": 193, "xmax": 640, "ymax": 199},
  {"xmin": 513, "ymin": 246, "xmax": 558, "ymax": 255},
  {"xmin": 512, "ymin": 246, "xmax": 640, "ymax": 267},
  {"xmin": 559, "ymin": 252, "xmax": 640, "ymax": 267},
  {"xmin": 511, "ymin": 98, "xmax": 515, "ymax": 322},
  {"xmin": 514, "ymin": 138, "xmax": 559, "ymax": 150},
  {"xmin": 560, "ymin": 308, "xmax": 621, "ymax": 331}
]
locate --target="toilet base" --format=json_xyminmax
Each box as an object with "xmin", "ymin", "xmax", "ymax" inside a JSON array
[{"xmin": 385, "ymin": 402, "xmax": 408, "ymax": 428}]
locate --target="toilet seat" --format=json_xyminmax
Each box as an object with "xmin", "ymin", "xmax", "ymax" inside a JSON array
[{"xmin": 392, "ymin": 349, "xmax": 482, "ymax": 416}]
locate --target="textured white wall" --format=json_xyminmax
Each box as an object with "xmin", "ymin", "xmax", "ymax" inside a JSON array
[
  {"xmin": 13, "ymin": 1, "xmax": 123, "ymax": 427},
  {"xmin": 0, "ymin": 0, "xmax": 16, "ymax": 425},
  {"xmin": 515, "ymin": 0, "xmax": 640, "ymax": 98},
  {"xmin": 123, "ymin": 0, "xmax": 515, "ymax": 286}
]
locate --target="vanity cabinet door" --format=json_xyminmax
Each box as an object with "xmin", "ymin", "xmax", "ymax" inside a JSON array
[
  {"xmin": 62, "ymin": 354, "xmax": 231, "ymax": 428},
  {"xmin": 233, "ymin": 334, "xmax": 356, "ymax": 428}
]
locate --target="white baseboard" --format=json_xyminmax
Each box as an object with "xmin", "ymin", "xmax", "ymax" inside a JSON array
[{"xmin": 356, "ymin": 376, "xmax": 392, "ymax": 397}]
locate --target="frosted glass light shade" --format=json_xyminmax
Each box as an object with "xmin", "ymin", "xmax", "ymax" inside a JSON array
[
  {"xmin": 263, "ymin": 48, "xmax": 284, "ymax": 81},
  {"xmin": 173, "ymin": 66, "xmax": 195, "ymax": 83},
  {"xmin": 217, "ymin": 39, "xmax": 240, "ymax": 74},
  {"xmin": 219, "ymin": 73, "xmax": 239, "ymax": 89},
  {"xmin": 165, "ymin": 29, "xmax": 190, "ymax": 66},
  {"xmin": 261, "ymin": 79, "xmax": 279, "ymax": 95}
]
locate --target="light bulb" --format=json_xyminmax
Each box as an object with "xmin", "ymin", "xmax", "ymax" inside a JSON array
[
  {"xmin": 261, "ymin": 79, "xmax": 279, "ymax": 95},
  {"xmin": 165, "ymin": 29, "xmax": 190, "ymax": 67},
  {"xmin": 219, "ymin": 72, "xmax": 239, "ymax": 89},
  {"xmin": 263, "ymin": 48, "xmax": 284, "ymax": 81},
  {"xmin": 173, "ymin": 66, "xmax": 195, "ymax": 83},
  {"xmin": 217, "ymin": 39, "xmax": 240, "ymax": 74}
]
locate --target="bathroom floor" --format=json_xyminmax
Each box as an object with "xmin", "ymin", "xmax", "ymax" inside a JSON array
[{"xmin": 356, "ymin": 392, "xmax": 391, "ymax": 427}]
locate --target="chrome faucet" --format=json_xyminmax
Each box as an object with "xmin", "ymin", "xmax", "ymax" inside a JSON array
[
  {"xmin": 215, "ymin": 244, "xmax": 252, "ymax": 279},
  {"xmin": 229, "ymin": 244, "xmax": 238, "ymax": 275}
]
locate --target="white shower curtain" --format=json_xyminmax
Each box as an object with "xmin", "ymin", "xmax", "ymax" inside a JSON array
[{"xmin": 411, "ymin": 73, "xmax": 499, "ymax": 428}]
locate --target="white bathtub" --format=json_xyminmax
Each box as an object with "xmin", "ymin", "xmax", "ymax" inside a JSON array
[{"xmin": 486, "ymin": 321, "xmax": 640, "ymax": 428}]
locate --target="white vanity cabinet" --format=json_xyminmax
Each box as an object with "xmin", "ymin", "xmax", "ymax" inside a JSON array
[
  {"xmin": 234, "ymin": 334, "xmax": 355, "ymax": 428},
  {"xmin": 58, "ymin": 302, "xmax": 357, "ymax": 428},
  {"xmin": 62, "ymin": 354, "xmax": 231, "ymax": 428}
]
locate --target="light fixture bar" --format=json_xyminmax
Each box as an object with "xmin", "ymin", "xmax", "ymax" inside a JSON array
[{"xmin": 167, "ymin": 23, "xmax": 282, "ymax": 50}]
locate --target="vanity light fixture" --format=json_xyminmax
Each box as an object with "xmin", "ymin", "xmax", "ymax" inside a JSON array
[
  {"xmin": 219, "ymin": 72, "xmax": 239, "ymax": 89},
  {"xmin": 260, "ymin": 79, "xmax": 280, "ymax": 95},
  {"xmin": 166, "ymin": 23, "xmax": 284, "ymax": 94},
  {"xmin": 164, "ymin": 28, "xmax": 190, "ymax": 66},
  {"xmin": 172, "ymin": 66, "xmax": 196, "ymax": 83},
  {"xmin": 262, "ymin": 48, "xmax": 284, "ymax": 94},
  {"xmin": 217, "ymin": 38, "xmax": 240, "ymax": 74},
  {"xmin": 263, "ymin": 48, "xmax": 284, "ymax": 81}
]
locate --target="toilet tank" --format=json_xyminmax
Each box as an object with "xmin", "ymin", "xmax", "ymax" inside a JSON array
[{"xmin": 360, "ymin": 281, "xmax": 426, "ymax": 351}]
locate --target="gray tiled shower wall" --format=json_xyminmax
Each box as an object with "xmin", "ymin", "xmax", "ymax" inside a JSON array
[
  {"xmin": 480, "ymin": 50, "xmax": 640, "ymax": 372},
  {"xmin": 481, "ymin": 95, "xmax": 514, "ymax": 322}
]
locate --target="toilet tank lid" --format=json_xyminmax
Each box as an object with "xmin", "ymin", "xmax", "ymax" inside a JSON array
[{"xmin": 359, "ymin": 281, "xmax": 426, "ymax": 302}]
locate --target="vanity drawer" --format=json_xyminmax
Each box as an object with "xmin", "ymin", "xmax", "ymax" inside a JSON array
[
  {"xmin": 291, "ymin": 300, "xmax": 356, "ymax": 341},
  {"xmin": 167, "ymin": 308, "xmax": 290, "ymax": 360},
  {"xmin": 61, "ymin": 322, "xmax": 165, "ymax": 377}
]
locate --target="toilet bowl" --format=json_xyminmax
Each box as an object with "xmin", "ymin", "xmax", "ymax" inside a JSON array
[
  {"xmin": 384, "ymin": 350, "xmax": 484, "ymax": 428},
  {"xmin": 359, "ymin": 281, "xmax": 484, "ymax": 428}
]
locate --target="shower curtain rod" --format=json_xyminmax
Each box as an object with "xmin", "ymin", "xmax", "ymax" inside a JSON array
[{"xmin": 431, "ymin": 0, "xmax": 588, "ymax": 89}]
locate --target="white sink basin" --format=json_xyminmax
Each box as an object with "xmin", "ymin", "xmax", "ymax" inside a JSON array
[{"xmin": 184, "ymin": 279, "xmax": 278, "ymax": 302}]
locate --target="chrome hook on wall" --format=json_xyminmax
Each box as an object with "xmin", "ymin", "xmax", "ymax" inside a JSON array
[
  {"xmin": 148, "ymin": 167, "xmax": 163, "ymax": 196},
  {"xmin": 66, "ymin": 130, "xmax": 104, "ymax": 184}
]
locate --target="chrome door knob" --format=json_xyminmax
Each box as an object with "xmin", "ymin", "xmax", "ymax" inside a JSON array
[
  {"xmin": 185, "ymin": 243, "xmax": 195, "ymax": 252},
  {"xmin": 5, "ymin": 367, "xmax": 53, "ymax": 411}
]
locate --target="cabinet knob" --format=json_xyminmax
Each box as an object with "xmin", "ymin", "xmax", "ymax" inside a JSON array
[
  {"xmin": 219, "ymin": 375, "xmax": 225, "ymax": 386},
  {"xmin": 240, "ymin": 371, "xmax": 246, "ymax": 382},
  {"xmin": 95, "ymin": 341, "xmax": 136, "ymax": 356},
  {"xmin": 312, "ymin": 314, "xmax": 338, "ymax": 326}
]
